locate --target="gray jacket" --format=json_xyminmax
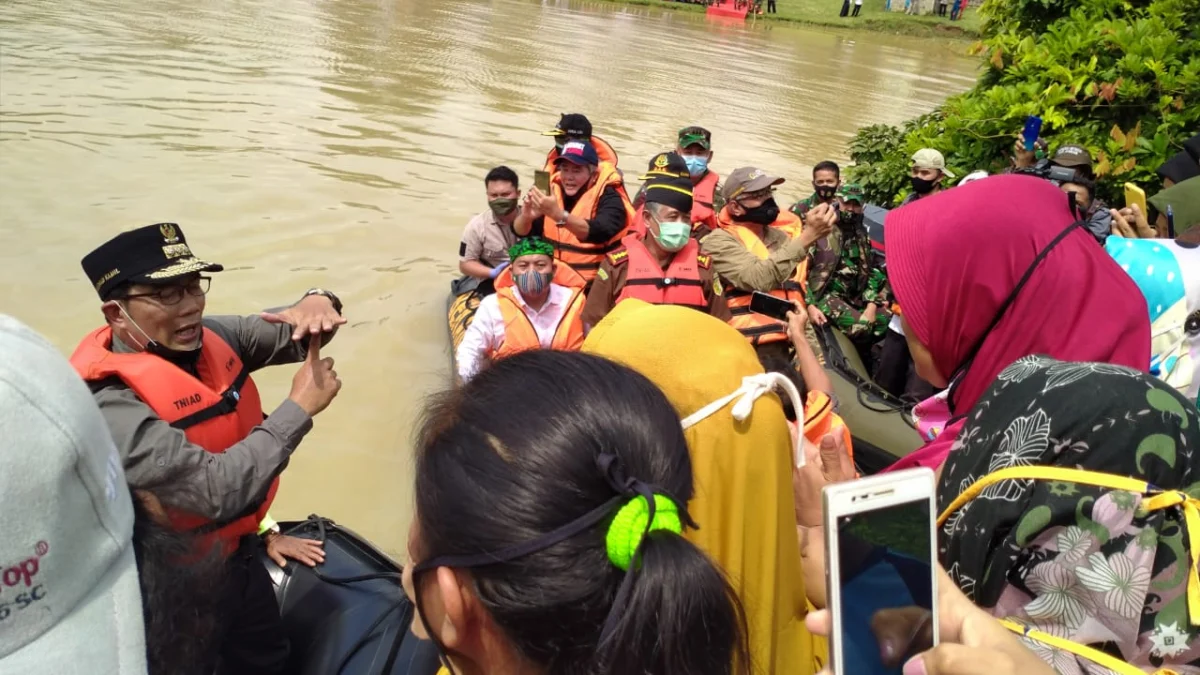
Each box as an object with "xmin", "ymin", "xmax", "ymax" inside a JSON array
[{"xmin": 92, "ymin": 315, "xmax": 328, "ymax": 522}]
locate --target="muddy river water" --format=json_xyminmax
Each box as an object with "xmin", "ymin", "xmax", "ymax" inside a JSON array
[{"xmin": 0, "ymin": 0, "xmax": 976, "ymax": 556}]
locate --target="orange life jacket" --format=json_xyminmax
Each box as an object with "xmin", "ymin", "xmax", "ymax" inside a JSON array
[
  {"xmin": 716, "ymin": 208, "xmax": 809, "ymax": 345},
  {"xmin": 690, "ymin": 170, "xmax": 721, "ymax": 235},
  {"xmin": 543, "ymin": 135, "xmax": 620, "ymax": 172},
  {"xmin": 489, "ymin": 263, "xmax": 587, "ymax": 359},
  {"xmin": 543, "ymin": 161, "xmax": 635, "ymax": 283},
  {"xmin": 770, "ymin": 210, "xmax": 805, "ymax": 240},
  {"xmin": 611, "ymin": 234, "xmax": 709, "ymax": 309},
  {"xmin": 70, "ymin": 326, "xmax": 275, "ymax": 555}
]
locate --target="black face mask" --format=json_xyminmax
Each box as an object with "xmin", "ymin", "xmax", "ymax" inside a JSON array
[
  {"xmin": 738, "ymin": 197, "xmax": 780, "ymax": 225},
  {"xmin": 149, "ymin": 341, "xmax": 203, "ymax": 371},
  {"xmin": 910, "ymin": 176, "xmax": 937, "ymax": 195},
  {"xmin": 813, "ymin": 183, "xmax": 838, "ymax": 201}
]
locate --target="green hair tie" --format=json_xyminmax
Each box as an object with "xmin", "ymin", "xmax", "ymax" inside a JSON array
[
  {"xmin": 508, "ymin": 236, "xmax": 555, "ymax": 261},
  {"xmin": 605, "ymin": 494, "xmax": 682, "ymax": 571}
]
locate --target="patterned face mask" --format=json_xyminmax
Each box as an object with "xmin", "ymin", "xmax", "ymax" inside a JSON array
[{"xmin": 514, "ymin": 269, "xmax": 552, "ymax": 298}]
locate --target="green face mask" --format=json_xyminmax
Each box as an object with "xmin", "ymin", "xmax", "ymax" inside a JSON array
[
  {"xmin": 651, "ymin": 216, "xmax": 692, "ymax": 252},
  {"xmin": 489, "ymin": 198, "xmax": 518, "ymax": 216}
]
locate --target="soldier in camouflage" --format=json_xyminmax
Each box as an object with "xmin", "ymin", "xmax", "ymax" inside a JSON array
[
  {"xmin": 804, "ymin": 183, "xmax": 891, "ymax": 354},
  {"xmin": 788, "ymin": 160, "xmax": 842, "ymax": 219}
]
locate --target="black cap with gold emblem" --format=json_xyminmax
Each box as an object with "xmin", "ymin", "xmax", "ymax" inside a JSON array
[
  {"xmin": 639, "ymin": 151, "xmax": 690, "ymax": 180},
  {"xmin": 81, "ymin": 223, "xmax": 224, "ymax": 299}
]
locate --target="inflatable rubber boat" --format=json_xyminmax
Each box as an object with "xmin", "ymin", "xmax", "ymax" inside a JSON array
[
  {"xmin": 260, "ymin": 516, "xmax": 442, "ymax": 675},
  {"xmin": 444, "ymin": 272, "xmax": 921, "ymax": 473},
  {"xmin": 446, "ymin": 276, "xmax": 486, "ymax": 362},
  {"xmin": 814, "ymin": 325, "xmax": 921, "ymax": 473}
]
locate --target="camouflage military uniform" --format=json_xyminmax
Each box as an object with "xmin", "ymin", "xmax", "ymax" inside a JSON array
[
  {"xmin": 788, "ymin": 192, "xmax": 821, "ymax": 219},
  {"xmin": 805, "ymin": 212, "xmax": 892, "ymax": 342}
]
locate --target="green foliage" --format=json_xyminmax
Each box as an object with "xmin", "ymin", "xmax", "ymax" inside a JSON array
[{"xmin": 846, "ymin": 0, "xmax": 1200, "ymax": 207}]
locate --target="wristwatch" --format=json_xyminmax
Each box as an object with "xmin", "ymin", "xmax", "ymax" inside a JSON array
[
  {"xmin": 304, "ymin": 288, "xmax": 343, "ymax": 315},
  {"xmin": 555, "ymin": 210, "xmax": 569, "ymax": 226}
]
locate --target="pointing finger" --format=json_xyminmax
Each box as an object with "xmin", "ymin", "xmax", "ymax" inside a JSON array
[{"xmin": 307, "ymin": 334, "xmax": 321, "ymax": 362}]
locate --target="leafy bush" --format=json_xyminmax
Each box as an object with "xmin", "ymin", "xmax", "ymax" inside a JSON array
[{"xmin": 846, "ymin": 0, "xmax": 1200, "ymax": 207}]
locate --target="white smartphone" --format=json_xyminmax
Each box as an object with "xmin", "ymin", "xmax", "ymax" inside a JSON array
[{"xmin": 823, "ymin": 468, "xmax": 939, "ymax": 674}]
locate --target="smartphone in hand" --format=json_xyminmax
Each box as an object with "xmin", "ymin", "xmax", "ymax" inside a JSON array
[
  {"xmin": 534, "ymin": 170, "xmax": 551, "ymax": 194},
  {"xmin": 824, "ymin": 468, "xmax": 939, "ymax": 674},
  {"xmin": 749, "ymin": 291, "xmax": 795, "ymax": 322},
  {"xmin": 1124, "ymin": 182, "xmax": 1148, "ymax": 217},
  {"xmin": 1022, "ymin": 115, "xmax": 1043, "ymax": 152}
]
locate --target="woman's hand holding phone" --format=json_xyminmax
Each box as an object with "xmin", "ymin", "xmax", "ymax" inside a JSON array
[
  {"xmin": 805, "ymin": 566, "xmax": 1056, "ymax": 675},
  {"xmin": 1109, "ymin": 204, "xmax": 1157, "ymax": 239}
]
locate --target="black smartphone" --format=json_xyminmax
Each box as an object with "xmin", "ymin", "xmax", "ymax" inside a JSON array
[
  {"xmin": 534, "ymin": 170, "xmax": 551, "ymax": 194},
  {"xmin": 749, "ymin": 291, "xmax": 795, "ymax": 322}
]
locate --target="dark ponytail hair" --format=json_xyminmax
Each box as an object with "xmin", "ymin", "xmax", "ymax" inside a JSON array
[
  {"xmin": 131, "ymin": 490, "xmax": 227, "ymax": 675},
  {"xmin": 414, "ymin": 350, "xmax": 751, "ymax": 675}
]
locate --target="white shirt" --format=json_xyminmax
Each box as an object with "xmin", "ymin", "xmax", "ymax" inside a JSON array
[{"xmin": 456, "ymin": 283, "xmax": 576, "ymax": 381}]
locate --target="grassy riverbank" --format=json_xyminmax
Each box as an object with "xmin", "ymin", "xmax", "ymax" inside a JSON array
[{"xmin": 604, "ymin": 0, "xmax": 982, "ymax": 40}]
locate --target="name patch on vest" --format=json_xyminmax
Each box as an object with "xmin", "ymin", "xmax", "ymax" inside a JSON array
[{"xmin": 173, "ymin": 393, "xmax": 203, "ymax": 410}]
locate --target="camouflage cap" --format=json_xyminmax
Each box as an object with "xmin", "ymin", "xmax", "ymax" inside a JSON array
[{"xmin": 837, "ymin": 183, "xmax": 865, "ymax": 202}]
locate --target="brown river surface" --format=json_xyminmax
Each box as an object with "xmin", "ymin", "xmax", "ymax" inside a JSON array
[{"xmin": 0, "ymin": 0, "xmax": 976, "ymax": 557}]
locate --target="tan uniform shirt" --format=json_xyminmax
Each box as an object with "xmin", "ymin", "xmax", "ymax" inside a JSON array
[
  {"xmin": 699, "ymin": 225, "xmax": 810, "ymax": 293},
  {"xmin": 459, "ymin": 210, "xmax": 518, "ymax": 268}
]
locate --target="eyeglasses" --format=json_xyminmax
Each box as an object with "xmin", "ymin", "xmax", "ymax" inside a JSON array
[{"xmin": 120, "ymin": 276, "xmax": 211, "ymax": 306}]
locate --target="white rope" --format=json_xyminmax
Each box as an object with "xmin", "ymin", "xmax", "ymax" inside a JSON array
[{"xmin": 679, "ymin": 372, "xmax": 806, "ymax": 468}]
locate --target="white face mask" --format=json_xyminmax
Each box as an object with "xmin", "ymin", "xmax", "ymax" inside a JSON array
[
  {"xmin": 679, "ymin": 373, "xmax": 807, "ymax": 468},
  {"xmin": 116, "ymin": 301, "xmax": 157, "ymax": 351},
  {"xmin": 115, "ymin": 301, "xmax": 202, "ymax": 358}
]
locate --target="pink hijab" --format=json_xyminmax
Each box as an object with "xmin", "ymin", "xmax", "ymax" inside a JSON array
[{"xmin": 884, "ymin": 175, "xmax": 1150, "ymax": 472}]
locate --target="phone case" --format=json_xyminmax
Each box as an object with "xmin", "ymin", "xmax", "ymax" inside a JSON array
[{"xmin": 1124, "ymin": 182, "xmax": 1148, "ymax": 215}]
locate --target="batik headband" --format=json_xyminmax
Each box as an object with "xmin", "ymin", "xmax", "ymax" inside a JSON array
[{"xmin": 508, "ymin": 236, "xmax": 555, "ymax": 260}]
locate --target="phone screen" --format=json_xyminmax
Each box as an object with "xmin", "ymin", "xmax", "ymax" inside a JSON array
[{"xmin": 836, "ymin": 500, "xmax": 934, "ymax": 674}]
